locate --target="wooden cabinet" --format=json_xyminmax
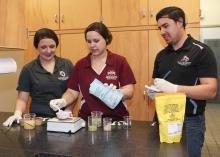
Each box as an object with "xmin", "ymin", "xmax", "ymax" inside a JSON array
[
  {"xmin": 102, "ymin": 0, "xmax": 148, "ymax": 27},
  {"xmin": 25, "ymin": 0, "xmax": 59, "ymax": 31},
  {"xmin": 0, "ymin": 0, "xmax": 25, "ymax": 49},
  {"xmin": 60, "ymin": 33, "xmax": 88, "ymax": 115},
  {"xmin": 148, "ymin": 0, "xmax": 200, "ymax": 25},
  {"xmin": 26, "ymin": 0, "xmax": 101, "ymax": 31},
  {"xmin": 102, "ymin": 0, "xmax": 200, "ymax": 27},
  {"xmin": 109, "ymin": 31, "xmax": 148, "ymax": 121},
  {"xmin": 60, "ymin": 34, "xmax": 87, "ymax": 63},
  {"xmin": 60, "ymin": 0, "xmax": 101, "ymax": 29}
]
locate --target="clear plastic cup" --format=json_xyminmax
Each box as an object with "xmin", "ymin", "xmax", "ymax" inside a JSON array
[
  {"xmin": 35, "ymin": 117, "xmax": 43, "ymax": 126},
  {"xmin": 103, "ymin": 117, "xmax": 112, "ymax": 131},
  {"xmin": 23, "ymin": 113, "xmax": 36, "ymax": 130},
  {"xmin": 19, "ymin": 118, "xmax": 24, "ymax": 126},
  {"xmin": 91, "ymin": 111, "xmax": 103, "ymax": 127},
  {"xmin": 123, "ymin": 116, "xmax": 132, "ymax": 129},
  {"xmin": 88, "ymin": 116, "xmax": 97, "ymax": 131}
]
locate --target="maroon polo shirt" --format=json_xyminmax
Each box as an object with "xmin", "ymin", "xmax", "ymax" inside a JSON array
[{"xmin": 68, "ymin": 50, "xmax": 136, "ymax": 120}]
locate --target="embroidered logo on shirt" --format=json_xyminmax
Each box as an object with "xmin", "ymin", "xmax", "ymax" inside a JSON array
[
  {"xmin": 177, "ymin": 55, "xmax": 191, "ymax": 66},
  {"xmin": 106, "ymin": 70, "xmax": 118, "ymax": 80},
  {"xmin": 58, "ymin": 70, "xmax": 69, "ymax": 80}
]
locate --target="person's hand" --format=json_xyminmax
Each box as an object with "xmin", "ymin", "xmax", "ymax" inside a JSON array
[
  {"xmin": 104, "ymin": 83, "xmax": 117, "ymax": 89},
  {"xmin": 49, "ymin": 98, "xmax": 67, "ymax": 111},
  {"xmin": 154, "ymin": 78, "xmax": 178, "ymax": 93},
  {"xmin": 56, "ymin": 110, "xmax": 72, "ymax": 120},
  {"xmin": 3, "ymin": 110, "xmax": 22, "ymax": 127},
  {"xmin": 144, "ymin": 85, "xmax": 161, "ymax": 100},
  {"xmin": 147, "ymin": 90, "xmax": 156, "ymax": 100}
]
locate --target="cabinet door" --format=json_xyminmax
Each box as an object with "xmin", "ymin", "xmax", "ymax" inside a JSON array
[
  {"xmin": 26, "ymin": 0, "xmax": 59, "ymax": 31},
  {"xmin": 109, "ymin": 31, "xmax": 148, "ymax": 121},
  {"xmin": 60, "ymin": 34, "xmax": 88, "ymax": 63},
  {"xmin": 0, "ymin": 0, "xmax": 25, "ymax": 49},
  {"xmin": 60, "ymin": 34, "xmax": 88, "ymax": 115},
  {"xmin": 102, "ymin": 0, "xmax": 148, "ymax": 27},
  {"xmin": 149, "ymin": 0, "xmax": 200, "ymax": 25},
  {"xmin": 148, "ymin": 30, "xmax": 167, "ymax": 120},
  {"xmin": 60, "ymin": 0, "xmax": 101, "ymax": 29}
]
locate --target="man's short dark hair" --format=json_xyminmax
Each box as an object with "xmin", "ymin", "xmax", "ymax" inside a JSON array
[
  {"xmin": 84, "ymin": 22, "xmax": 112, "ymax": 45},
  {"xmin": 156, "ymin": 6, "xmax": 186, "ymax": 28},
  {"xmin": 34, "ymin": 28, "xmax": 59, "ymax": 49}
]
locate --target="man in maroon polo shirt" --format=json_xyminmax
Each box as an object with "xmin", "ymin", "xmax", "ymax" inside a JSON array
[{"xmin": 49, "ymin": 22, "xmax": 136, "ymax": 121}]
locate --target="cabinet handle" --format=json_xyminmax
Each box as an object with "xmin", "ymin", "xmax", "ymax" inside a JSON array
[
  {"xmin": 140, "ymin": 9, "xmax": 146, "ymax": 18},
  {"xmin": 99, "ymin": 16, "xmax": 103, "ymax": 22},
  {"xmin": 54, "ymin": 14, "xmax": 59, "ymax": 23},
  {"xmin": 150, "ymin": 10, "xmax": 154, "ymax": 18},
  {"xmin": 61, "ymin": 15, "xmax": 65, "ymax": 23}
]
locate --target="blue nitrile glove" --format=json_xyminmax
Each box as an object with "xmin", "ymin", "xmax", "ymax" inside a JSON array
[{"xmin": 89, "ymin": 79, "xmax": 123, "ymax": 109}]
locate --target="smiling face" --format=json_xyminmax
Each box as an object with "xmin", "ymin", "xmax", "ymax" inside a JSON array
[
  {"xmin": 157, "ymin": 17, "xmax": 183, "ymax": 46},
  {"xmin": 37, "ymin": 38, "xmax": 56, "ymax": 62},
  {"xmin": 86, "ymin": 31, "xmax": 107, "ymax": 56}
]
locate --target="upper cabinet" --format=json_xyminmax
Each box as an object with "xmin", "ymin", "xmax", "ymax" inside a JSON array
[
  {"xmin": 102, "ymin": 0, "xmax": 200, "ymax": 27},
  {"xmin": 25, "ymin": 0, "xmax": 59, "ymax": 31},
  {"xmin": 60, "ymin": 0, "xmax": 101, "ymax": 29},
  {"xmin": 26, "ymin": 0, "xmax": 101, "ymax": 31},
  {"xmin": 102, "ymin": 0, "xmax": 148, "ymax": 27},
  {"xmin": 148, "ymin": 0, "xmax": 200, "ymax": 25},
  {"xmin": 0, "ymin": 0, "xmax": 25, "ymax": 49},
  {"xmin": 26, "ymin": 0, "xmax": 200, "ymax": 30}
]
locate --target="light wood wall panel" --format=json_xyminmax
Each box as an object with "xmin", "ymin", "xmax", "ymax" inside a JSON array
[
  {"xmin": 109, "ymin": 31, "xmax": 148, "ymax": 121},
  {"xmin": 60, "ymin": 0, "xmax": 101, "ymax": 29},
  {"xmin": 0, "ymin": 0, "xmax": 25, "ymax": 49},
  {"xmin": 25, "ymin": 0, "xmax": 59, "ymax": 31},
  {"xmin": 148, "ymin": 0, "xmax": 200, "ymax": 25},
  {"xmin": 102, "ymin": 0, "xmax": 148, "ymax": 27},
  {"xmin": 0, "ymin": 50, "xmax": 24, "ymax": 112}
]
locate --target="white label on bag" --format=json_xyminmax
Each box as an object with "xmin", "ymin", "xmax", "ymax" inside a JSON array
[{"xmin": 167, "ymin": 122, "xmax": 183, "ymax": 136}]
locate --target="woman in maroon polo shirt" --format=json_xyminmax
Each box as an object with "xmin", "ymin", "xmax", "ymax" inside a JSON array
[{"xmin": 50, "ymin": 22, "xmax": 136, "ymax": 121}]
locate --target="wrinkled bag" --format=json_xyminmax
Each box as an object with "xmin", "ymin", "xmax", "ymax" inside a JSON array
[{"xmin": 155, "ymin": 93, "xmax": 186, "ymax": 143}]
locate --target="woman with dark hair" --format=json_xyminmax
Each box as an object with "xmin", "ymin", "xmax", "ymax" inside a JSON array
[
  {"xmin": 3, "ymin": 28, "xmax": 73, "ymax": 127},
  {"xmin": 50, "ymin": 22, "xmax": 136, "ymax": 121}
]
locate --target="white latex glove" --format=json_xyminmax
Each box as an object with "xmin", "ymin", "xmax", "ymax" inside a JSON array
[
  {"xmin": 56, "ymin": 110, "xmax": 72, "ymax": 120},
  {"xmin": 3, "ymin": 110, "xmax": 22, "ymax": 127},
  {"xmin": 49, "ymin": 98, "xmax": 67, "ymax": 111},
  {"xmin": 144, "ymin": 85, "xmax": 161, "ymax": 100},
  {"xmin": 147, "ymin": 91, "xmax": 156, "ymax": 100},
  {"xmin": 154, "ymin": 78, "xmax": 178, "ymax": 93}
]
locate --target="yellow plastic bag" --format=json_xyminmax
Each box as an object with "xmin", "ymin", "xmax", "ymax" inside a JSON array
[{"xmin": 155, "ymin": 93, "xmax": 186, "ymax": 143}]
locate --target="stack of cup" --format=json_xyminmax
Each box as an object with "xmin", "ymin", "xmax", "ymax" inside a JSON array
[{"xmin": 91, "ymin": 111, "xmax": 103, "ymax": 127}]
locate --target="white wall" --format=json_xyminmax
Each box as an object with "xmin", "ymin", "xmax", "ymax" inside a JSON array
[
  {"xmin": 0, "ymin": 50, "xmax": 24, "ymax": 112},
  {"xmin": 200, "ymin": 0, "xmax": 220, "ymax": 41},
  {"xmin": 200, "ymin": 0, "xmax": 220, "ymax": 26}
]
